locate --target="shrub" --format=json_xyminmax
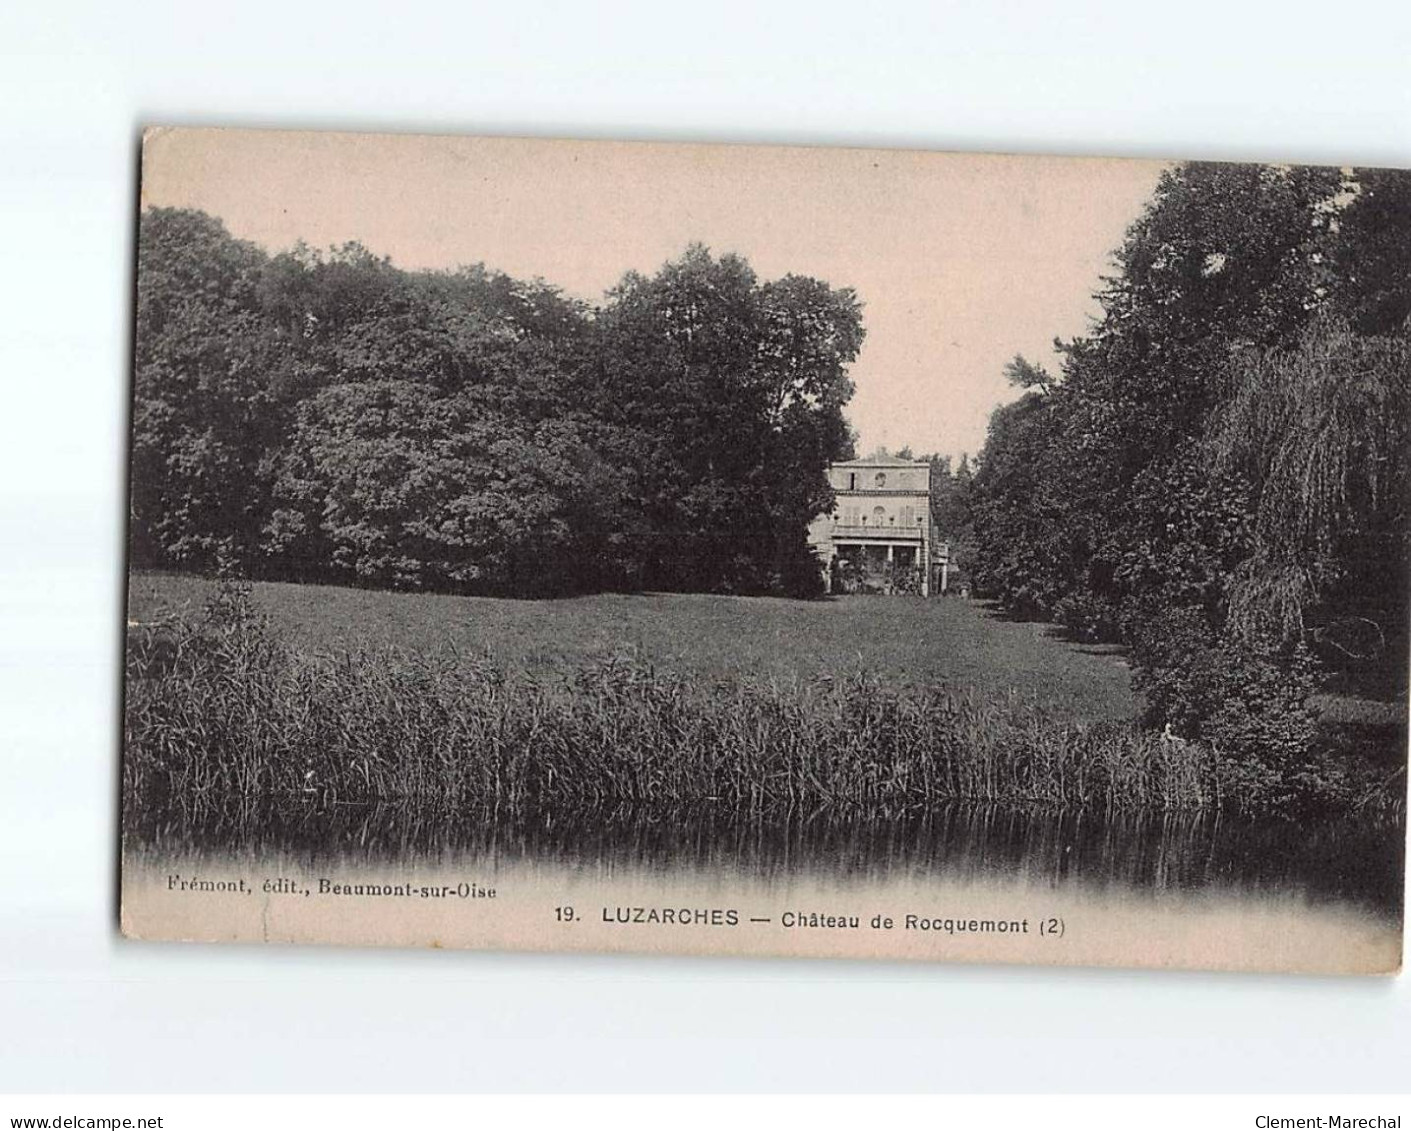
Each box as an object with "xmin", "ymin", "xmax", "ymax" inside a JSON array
[
  {"xmin": 1052, "ymin": 592, "xmax": 1122, "ymax": 644},
  {"xmin": 1125, "ymin": 606, "xmax": 1373, "ymax": 811}
]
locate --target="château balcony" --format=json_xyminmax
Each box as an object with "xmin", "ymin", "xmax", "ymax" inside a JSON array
[{"xmin": 829, "ymin": 520, "xmax": 927, "ymax": 541}]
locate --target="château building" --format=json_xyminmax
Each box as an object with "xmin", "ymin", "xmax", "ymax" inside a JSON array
[{"xmin": 806, "ymin": 458, "xmax": 948, "ymax": 595}]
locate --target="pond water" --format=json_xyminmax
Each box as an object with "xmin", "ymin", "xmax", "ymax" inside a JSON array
[{"xmin": 121, "ymin": 802, "xmax": 1405, "ymax": 975}]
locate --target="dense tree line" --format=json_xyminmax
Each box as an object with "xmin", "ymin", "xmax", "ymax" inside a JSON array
[
  {"xmin": 131, "ymin": 209, "xmax": 863, "ymax": 597},
  {"xmin": 967, "ymin": 163, "xmax": 1411, "ymax": 809}
]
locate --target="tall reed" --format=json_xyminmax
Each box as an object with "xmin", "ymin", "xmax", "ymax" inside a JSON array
[{"xmin": 123, "ymin": 590, "xmax": 1235, "ymax": 822}]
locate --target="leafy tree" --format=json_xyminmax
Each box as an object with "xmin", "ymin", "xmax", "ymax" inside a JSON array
[
  {"xmin": 1324, "ymin": 167, "xmax": 1411, "ymax": 334},
  {"xmin": 266, "ymin": 382, "xmax": 634, "ymax": 593},
  {"xmin": 968, "ymin": 160, "xmax": 1411, "ymax": 807},
  {"xmin": 131, "ymin": 209, "xmax": 283, "ymax": 571},
  {"xmin": 258, "ymin": 251, "xmax": 638, "ymax": 593},
  {"xmin": 597, "ymin": 245, "xmax": 863, "ymax": 593},
  {"xmin": 1211, "ymin": 320, "xmax": 1411, "ymax": 666}
]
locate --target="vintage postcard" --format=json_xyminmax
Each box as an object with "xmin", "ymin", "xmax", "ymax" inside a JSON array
[{"xmin": 121, "ymin": 127, "xmax": 1408, "ymax": 974}]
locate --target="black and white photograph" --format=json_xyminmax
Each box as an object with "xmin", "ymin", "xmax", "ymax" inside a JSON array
[
  {"xmin": 11, "ymin": 0, "xmax": 1411, "ymax": 1117},
  {"xmin": 116, "ymin": 127, "xmax": 1409, "ymax": 975}
]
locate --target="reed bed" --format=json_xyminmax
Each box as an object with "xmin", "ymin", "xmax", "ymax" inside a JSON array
[{"xmin": 123, "ymin": 594, "xmax": 1225, "ymax": 820}]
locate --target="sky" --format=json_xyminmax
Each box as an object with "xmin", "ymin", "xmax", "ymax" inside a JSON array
[{"xmin": 141, "ymin": 128, "xmax": 1166, "ymax": 462}]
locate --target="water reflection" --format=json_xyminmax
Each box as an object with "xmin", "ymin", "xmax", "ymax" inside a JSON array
[{"xmin": 124, "ymin": 799, "xmax": 1406, "ymax": 921}]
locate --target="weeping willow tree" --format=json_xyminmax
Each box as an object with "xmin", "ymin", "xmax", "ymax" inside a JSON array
[{"xmin": 1211, "ymin": 319, "xmax": 1411, "ymax": 665}]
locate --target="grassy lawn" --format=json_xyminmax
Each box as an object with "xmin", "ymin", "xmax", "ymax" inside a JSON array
[{"xmin": 127, "ymin": 572, "xmax": 1136, "ymax": 722}]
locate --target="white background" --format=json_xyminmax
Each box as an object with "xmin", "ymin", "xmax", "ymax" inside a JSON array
[{"xmin": 1, "ymin": 0, "xmax": 1408, "ymax": 1095}]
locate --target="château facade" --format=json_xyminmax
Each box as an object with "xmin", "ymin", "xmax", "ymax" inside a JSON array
[{"xmin": 806, "ymin": 459, "xmax": 948, "ymax": 595}]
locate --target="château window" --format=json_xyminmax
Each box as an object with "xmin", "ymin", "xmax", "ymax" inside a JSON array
[{"xmin": 874, "ymin": 472, "xmax": 887, "ymax": 488}]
